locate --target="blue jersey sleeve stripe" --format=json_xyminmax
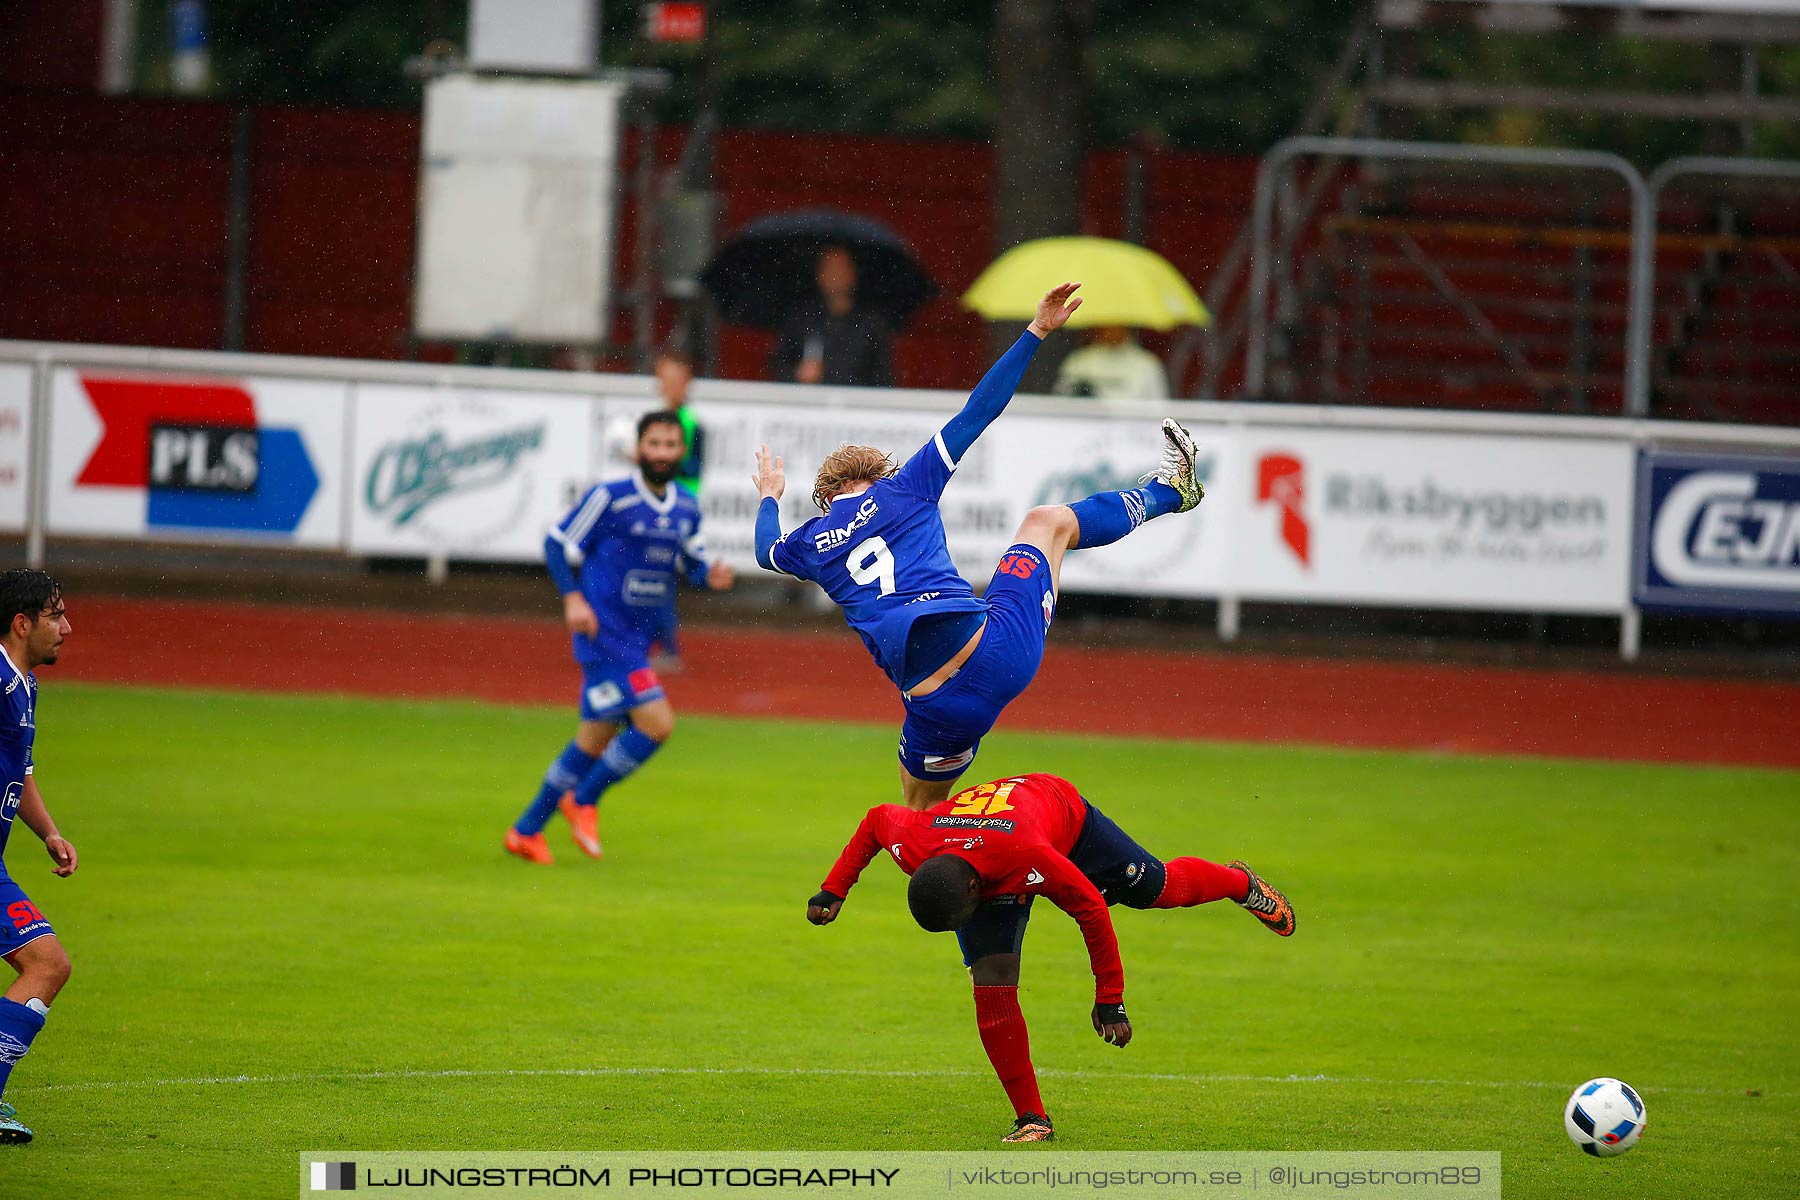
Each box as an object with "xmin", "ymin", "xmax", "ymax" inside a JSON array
[
  {"xmin": 933, "ymin": 430, "xmax": 958, "ymax": 470},
  {"xmin": 560, "ymin": 486, "xmax": 610, "ymax": 544},
  {"xmin": 569, "ymin": 493, "xmax": 616, "ymax": 545},
  {"xmin": 564, "ymin": 485, "xmax": 607, "ymax": 531}
]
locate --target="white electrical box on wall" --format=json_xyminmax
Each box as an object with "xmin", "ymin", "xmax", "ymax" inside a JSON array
[{"xmin": 413, "ymin": 74, "xmax": 624, "ymax": 346}]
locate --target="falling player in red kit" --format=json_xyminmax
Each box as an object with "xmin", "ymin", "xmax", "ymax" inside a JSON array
[{"xmin": 806, "ymin": 773, "xmax": 1294, "ymax": 1143}]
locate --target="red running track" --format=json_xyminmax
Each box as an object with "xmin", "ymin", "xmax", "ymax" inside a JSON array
[{"xmin": 48, "ymin": 595, "xmax": 1800, "ymax": 770}]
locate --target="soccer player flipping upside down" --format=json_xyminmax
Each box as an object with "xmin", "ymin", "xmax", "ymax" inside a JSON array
[{"xmin": 753, "ymin": 283, "xmax": 1205, "ymax": 810}]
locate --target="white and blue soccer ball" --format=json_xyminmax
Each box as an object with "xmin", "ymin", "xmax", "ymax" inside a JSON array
[{"xmin": 1564, "ymin": 1078, "xmax": 1646, "ymax": 1157}]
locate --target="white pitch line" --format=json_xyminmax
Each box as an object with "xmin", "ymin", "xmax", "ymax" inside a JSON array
[{"xmin": 21, "ymin": 1065, "xmax": 1776, "ymax": 1099}]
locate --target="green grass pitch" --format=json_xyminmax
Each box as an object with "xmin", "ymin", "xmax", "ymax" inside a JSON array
[{"xmin": 2, "ymin": 683, "xmax": 1795, "ymax": 1198}]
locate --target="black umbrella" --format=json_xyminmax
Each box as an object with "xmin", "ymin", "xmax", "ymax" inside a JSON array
[{"xmin": 699, "ymin": 208, "xmax": 938, "ymax": 330}]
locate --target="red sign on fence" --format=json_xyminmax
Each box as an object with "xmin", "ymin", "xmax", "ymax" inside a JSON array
[{"xmin": 644, "ymin": 3, "xmax": 706, "ymax": 43}]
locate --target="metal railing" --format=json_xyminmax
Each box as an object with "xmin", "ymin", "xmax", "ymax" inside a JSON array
[{"xmin": 1246, "ymin": 137, "xmax": 1654, "ymax": 413}]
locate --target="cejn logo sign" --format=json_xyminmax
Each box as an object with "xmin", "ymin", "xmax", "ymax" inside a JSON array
[
  {"xmin": 1256, "ymin": 453, "xmax": 1310, "ymax": 567},
  {"xmin": 1634, "ymin": 451, "xmax": 1800, "ymax": 615}
]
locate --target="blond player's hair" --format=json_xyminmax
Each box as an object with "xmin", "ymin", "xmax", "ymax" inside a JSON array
[{"xmin": 811, "ymin": 444, "xmax": 898, "ymax": 512}]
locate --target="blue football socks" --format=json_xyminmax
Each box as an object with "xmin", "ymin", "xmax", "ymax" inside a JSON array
[
  {"xmin": 0, "ymin": 997, "xmax": 46, "ymax": 1102},
  {"xmin": 1069, "ymin": 481, "xmax": 1182, "ymax": 549},
  {"xmin": 573, "ymin": 726, "xmax": 664, "ymax": 808},
  {"xmin": 513, "ymin": 741, "xmax": 599, "ymax": 835}
]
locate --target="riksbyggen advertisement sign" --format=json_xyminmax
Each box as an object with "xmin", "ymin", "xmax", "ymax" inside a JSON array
[
  {"xmin": 1633, "ymin": 450, "xmax": 1800, "ymax": 617},
  {"xmin": 1232, "ymin": 429, "xmax": 1634, "ymax": 612},
  {"xmin": 350, "ymin": 386, "xmax": 593, "ymax": 561}
]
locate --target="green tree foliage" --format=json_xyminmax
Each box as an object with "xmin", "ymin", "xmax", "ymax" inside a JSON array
[
  {"xmin": 135, "ymin": 0, "xmax": 459, "ymax": 108},
  {"xmin": 136, "ymin": 0, "xmax": 1798, "ymax": 159}
]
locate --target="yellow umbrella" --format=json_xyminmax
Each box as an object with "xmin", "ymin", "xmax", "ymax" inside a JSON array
[{"xmin": 962, "ymin": 236, "xmax": 1209, "ymax": 330}]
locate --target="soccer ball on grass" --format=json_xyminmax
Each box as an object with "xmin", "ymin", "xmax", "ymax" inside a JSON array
[{"xmin": 1564, "ymin": 1077, "xmax": 1646, "ymax": 1157}]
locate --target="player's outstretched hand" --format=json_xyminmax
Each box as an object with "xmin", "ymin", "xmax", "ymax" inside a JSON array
[
  {"xmin": 1029, "ymin": 282, "xmax": 1083, "ymax": 338},
  {"xmin": 753, "ymin": 445, "xmax": 786, "ymax": 501},
  {"xmin": 45, "ymin": 835, "xmax": 76, "ymax": 878},
  {"xmin": 1091, "ymin": 1002, "xmax": 1132, "ymax": 1048},
  {"xmin": 806, "ymin": 890, "xmax": 844, "ymax": 926},
  {"xmin": 563, "ymin": 592, "xmax": 599, "ymax": 638},
  {"xmin": 707, "ymin": 561, "xmax": 736, "ymax": 591}
]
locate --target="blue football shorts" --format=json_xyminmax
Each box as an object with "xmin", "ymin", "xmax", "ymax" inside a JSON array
[
  {"xmin": 898, "ymin": 543, "xmax": 1056, "ymax": 781},
  {"xmin": 578, "ymin": 660, "xmax": 666, "ymax": 722},
  {"xmin": 955, "ymin": 800, "xmax": 1167, "ymax": 967},
  {"xmin": 0, "ymin": 878, "xmax": 55, "ymax": 958}
]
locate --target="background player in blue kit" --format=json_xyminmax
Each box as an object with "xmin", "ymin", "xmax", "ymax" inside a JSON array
[
  {"xmin": 506, "ymin": 413, "xmax": 736, "ymax": 865},
  {"xmin": 752, "ymin": 283, "xmax": 1205, "ymax": 810},
  {"xmin": 0, "ymin": 570, "xmax": 79, "ymax": 1144}
]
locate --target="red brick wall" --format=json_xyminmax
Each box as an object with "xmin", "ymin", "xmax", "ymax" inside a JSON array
[
  {"xmin": 0, "ymin": 92, "xmax": 1252, "ymax": 391},
  {"xmin": 0, "ymin": 0, "xmax": 105, "ymax": 91}
]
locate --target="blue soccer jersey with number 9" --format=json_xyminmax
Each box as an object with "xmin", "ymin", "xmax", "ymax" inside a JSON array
[{"xmin": 766, "ymin": 436, "xmax": 988, "ymax": 688}]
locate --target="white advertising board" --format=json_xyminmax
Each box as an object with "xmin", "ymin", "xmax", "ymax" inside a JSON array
[
  {"xmin": 350, "ymin": 385, "xmax": 594, "ymax": 562},
  {"xmin": 43, "ymin": 368, "xmax": 347, "ymax": 546},
  {"xmin": 1231, "ymin": 428, "xmax": 1634, "ymax": 612},
  {"xmin": 414, "ymin": 76, "xmax": 623, "ymax": 346},
  {"xmin": 0, "ymin": 364, "xmax": 32, "ymax": 533},
  {"xmin": 593, "ymin": 395, "xmax": 1235, "ymax": 598}
]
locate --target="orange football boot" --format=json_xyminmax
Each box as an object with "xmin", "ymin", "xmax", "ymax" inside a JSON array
[
  {"xmin": 1230, "ymin": 860, "xmax": 1295, "ymax": 936},
  {"xmin": 559, "ymin": 793, "xmax": 603, "ymax": 859},
  {"xmin": 1002, "ymin": 1113, "xmax": 1054, "ymax": 1143},
  {"xmin": 504, "ymin": 828, "xmax": 554, "ymax": 865}
]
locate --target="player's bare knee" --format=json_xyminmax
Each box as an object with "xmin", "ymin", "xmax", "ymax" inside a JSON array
[
  {"xmin": 1016, "ymin": 504, "xmax": 1078, "ymax": 548},
  {"xmin": 634, "ymin": 710, "xmax": 675, "ymax": 743},
  {"xmin": 18, "ymin": 940, "xmax": 70, "ymax": 997},
  {"xmin": 969, "ymin": 953, "xmax": 1021, "ymax": 988},
  {"xmin": 43, "ymin": 948, "xmax": 70, "ymax": 993}
]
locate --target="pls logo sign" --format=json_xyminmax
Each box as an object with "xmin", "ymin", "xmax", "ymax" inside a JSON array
[{"xmin": 72, "ymin": 376, "xmax": 320, "ymax": 534}]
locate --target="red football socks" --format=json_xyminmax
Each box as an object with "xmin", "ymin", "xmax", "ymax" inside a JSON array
[
  {"xmin": 973, "ymin": 985, "xmax": 1044, "ymax": 1117},
  {"xmin": 1152, "ymin": 857, "xmax": 1250, "ymax": 907}
]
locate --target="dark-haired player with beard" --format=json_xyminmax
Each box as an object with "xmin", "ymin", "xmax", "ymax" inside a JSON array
[
  {"xmin": 806, "ymin": 773, "xmax": 1293, "ymax": 1143},
  {"xmin": 0, "ymin": 569, "xmax": 78, "ymax": 1143},
  {"xmin": 505, "ymin": 412, "xmax": 735, "ymax": 864}
]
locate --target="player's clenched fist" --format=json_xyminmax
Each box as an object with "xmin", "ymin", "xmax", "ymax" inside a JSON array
[
  {"xmin": 806, "ymin": 890, "xmax": 844, "ymax": 926},
  {"xmin": 707, "ymin": 562, "xmax": 736, "ymax": 591},
  {"xmin": 45, "ymin": 835, "xmax": 76, "ymax": 878},
  {"xmin": 753, "ymin": 445, "xmax": 786, "ymax": 501},
  {"xmin": 562, "ymin": 591, "xmax": 599, "ymax": 638},
  {"xmin": 1091, "ymin": 1002, "xmax": 1132, "ymax": 1048}
]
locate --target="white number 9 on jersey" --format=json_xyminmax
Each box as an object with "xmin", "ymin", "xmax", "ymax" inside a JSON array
[{"xmin": 847, "ymin": 535, "xmax": 897, "ymax": 596}]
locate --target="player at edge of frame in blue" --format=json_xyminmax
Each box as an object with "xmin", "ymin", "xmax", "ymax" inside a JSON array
[
  {"xmin": 752, "ymin": 283, "xmax": 1206, "ymax": 811},
  {"xmin": 0, "ymin": 568, "xmax": 80, "ymax": 1144},
  {"xmin": 505, "ymin": 411, "xmax": 736, "ymax": 865}
]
